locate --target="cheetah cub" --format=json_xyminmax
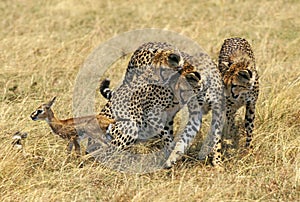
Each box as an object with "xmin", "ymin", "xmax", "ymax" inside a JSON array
[{"xmin": 218, "ymin": 37, "xmax": 259, "ymax": 147}]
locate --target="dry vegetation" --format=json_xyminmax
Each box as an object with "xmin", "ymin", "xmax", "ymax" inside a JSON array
[{"xmin": 1, "ymin": 0, "xmax": 299, "ymax": 201}]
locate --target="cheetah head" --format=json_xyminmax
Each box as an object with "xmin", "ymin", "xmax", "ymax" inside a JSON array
[
  {"xmin": 151, "ymin": 49, "xmax": 203, "ymax": 104},
  {"xmin": 151, "ymin": 50, "xmax": 184, "ymax": 83},
  {"xmin": 222, "ymin": 52, "xmax": 257, "ymax": 98},
  {"xmin": 163, "ymin": 52, "xmax": 203, "ymax": 104},
  {"xmin": 152, "ymin": 50, "xmax": 201, "ymax": 86}
]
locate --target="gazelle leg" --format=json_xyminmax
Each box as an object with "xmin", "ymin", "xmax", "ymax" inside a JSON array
[{"xmin": 73, "ymin": 139, "xmax": 81, "ymax": 157}]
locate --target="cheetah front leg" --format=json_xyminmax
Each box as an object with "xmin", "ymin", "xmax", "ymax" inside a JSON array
[
  {"xmin": 205, "ymin": 106, "xmax": 225, "ymax": 168},
  {"xmin": 224, "ymin": 101, "xmax": 238, "ymax": 136},
  {"xmin": 245, "ymin": 102, "xmax": 256, "ymax": 148},
  {"xmin": 198, "ymin": 90, "xmax": 225, "ymax": 168},
  {"xmin": 222, "ymin": 102, "xmax": 238, "ymax": 151},
  {"xmin": 165, "ymin": 97, "xmax": 203, "ymax": 168},
  {"xmin": 142, "ymin": 110, "xmax": 175, "ymax": 154}
]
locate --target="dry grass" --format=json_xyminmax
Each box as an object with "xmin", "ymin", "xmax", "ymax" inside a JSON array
[{"xmin": 1, "ymin": 0, "xmax": 299, "ymax": 201}]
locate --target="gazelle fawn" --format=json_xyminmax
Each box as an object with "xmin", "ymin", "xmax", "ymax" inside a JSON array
[{"xmin": 30, "ymin": 97, "xmax": 115, "ymax": 156}]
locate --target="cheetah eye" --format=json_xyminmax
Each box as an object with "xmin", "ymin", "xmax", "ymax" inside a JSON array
[
  {"xmin": 246, "ymin": 69, "xmax": 253, "ymax": 78},
  {"xmin": 238, "ymin": 70, "xmax": 251, "ymax": 80},
  {"xmin": 168, "ymin": 53, "xmax": 180, "ymax": 66}
]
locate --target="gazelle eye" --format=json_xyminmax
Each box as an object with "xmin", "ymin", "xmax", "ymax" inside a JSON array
[{"xmin": 37, "ymin": 109, "xmax": 43, "ymax": 114}]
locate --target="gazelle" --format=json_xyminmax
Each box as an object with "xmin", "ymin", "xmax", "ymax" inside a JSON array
[{"xmin": 30, "ymin": 96, "xmax": 115, "ymax": 156}]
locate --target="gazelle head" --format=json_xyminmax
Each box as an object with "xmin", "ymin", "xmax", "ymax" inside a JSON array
[{"xmin": 30, "ymin": 96, "xmax": 56, "ymax": 121}]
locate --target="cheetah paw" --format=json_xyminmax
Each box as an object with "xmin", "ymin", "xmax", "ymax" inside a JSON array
[{"xmin": 164, "ymin": 159, "xmax": 176, "ymax": 169}]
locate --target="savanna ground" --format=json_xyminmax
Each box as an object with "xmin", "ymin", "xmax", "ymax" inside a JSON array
[{"xmin": 1, "ymin": 0, "xmax": 299, "ymax": 201}]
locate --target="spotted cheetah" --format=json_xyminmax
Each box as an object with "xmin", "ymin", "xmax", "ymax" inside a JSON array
[
  {"xmin": 91, "ymin": 49, "xmax": 188, "ymax": 156},
  {"xmin": 94, "ymin": 42, "xmax": 225, "ymax": 168},
  {"xmin": 218, "ymin": 37, "xmax": 259, "ymax": 147}
]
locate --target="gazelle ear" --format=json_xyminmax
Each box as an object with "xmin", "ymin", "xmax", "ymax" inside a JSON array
[{"xmin": 46, "ymin": 96, "xmax": 57, "ymax": 108}]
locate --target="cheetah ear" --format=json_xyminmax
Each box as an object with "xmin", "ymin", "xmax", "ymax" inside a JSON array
[
  {"xmin": 238, "ymin": 70, "xmax": 252, "ymax": 81},
  {"xmin": 168, "ymin": 53, "xmax": 180, "ymax": 67},
  {"xmin": 46, "ymin": 96, "xmax": 57, "ymax": 108},
  {"xmin": 185, "ymin": 71, "xmax": 201, "ymax": 89},
  {"xmin": 186, "ymin": 71, "xmax": 201, "ymax": 83},
  {"xmin": 222, "ymin": 61, "xmax": 230, "ymax": 67}
]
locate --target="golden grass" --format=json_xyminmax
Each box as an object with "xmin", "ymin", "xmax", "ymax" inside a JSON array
[{"xmin": 1, "ymin": 0, "xmax": 299, "ymax": 201}]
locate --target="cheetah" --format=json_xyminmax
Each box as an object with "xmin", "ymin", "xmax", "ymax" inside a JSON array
[
  {"xmin": 218, "ymin": 37, "xmax": 259, "ymax": 147},
  {"xmin": 91, "ymin": 49, "xmax": 188, "ymax": 156},
  {"xmin": 93, "ymin": 42, "xmax": 225, "ymax": 168}
]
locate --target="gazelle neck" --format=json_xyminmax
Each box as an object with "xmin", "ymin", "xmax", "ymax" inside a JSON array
[{"xmin": 44, "ymin": 110, "xmax": 62, "ymax": 132}]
